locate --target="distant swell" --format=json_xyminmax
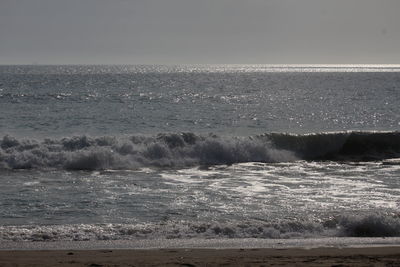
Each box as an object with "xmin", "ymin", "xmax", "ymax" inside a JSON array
[
  {"xmin": 1, "ymin": 213, "xmax": 400, "ymax": 241},
  {"xmin": 1, "ymin": 131, "xmax": 400, "ymax": 170}
]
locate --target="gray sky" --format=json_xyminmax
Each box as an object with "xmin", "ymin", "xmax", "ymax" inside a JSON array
[{"xmin": 1, "ymin": 0, "xmax": 399, "ymax": 64}]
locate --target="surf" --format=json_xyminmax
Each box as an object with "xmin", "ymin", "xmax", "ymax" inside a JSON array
[{"xmin": 1, "ymin": 131, "xmax": 400, "ymax": 170}]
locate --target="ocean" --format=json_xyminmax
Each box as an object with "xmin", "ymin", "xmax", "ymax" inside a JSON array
[{"xmin": 1, "ymin": 65, "xmax": 400, "ymax": 243}]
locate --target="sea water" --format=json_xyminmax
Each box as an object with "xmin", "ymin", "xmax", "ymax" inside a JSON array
[{"xmin": 0, "ymin": 65, "xmax": 400, "ymax": 242}]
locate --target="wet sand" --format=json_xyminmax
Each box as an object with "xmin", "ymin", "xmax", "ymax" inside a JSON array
[{"xmin": 1, "ymin": 247, "xmax": 400, "ymax": 266}]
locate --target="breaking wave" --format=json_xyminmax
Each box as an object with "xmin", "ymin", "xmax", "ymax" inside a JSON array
[
  {"xmin": 1, "ymin": 131, "xmax": 400, "ymax": 170},
  {"xmin": 1, "ymin": 213, "xmax": 400, "ymax": 241}
]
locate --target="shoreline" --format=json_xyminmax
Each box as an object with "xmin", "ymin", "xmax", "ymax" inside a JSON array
[
  {"xmin": 1, "ymin": 246, "xmax": 400, "ymax": 266},
  {"xmin": 1, "ymin": 237, "xmax": 400, "ymax": 250},
  {"xmin": 1, "ymin": 238, "xmax": 400, "ymax": 266}
]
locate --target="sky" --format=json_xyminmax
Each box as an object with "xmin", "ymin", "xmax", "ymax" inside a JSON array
[{"xmin": 0, "ymin": 0, "xmax": 399, "ymax": 65}]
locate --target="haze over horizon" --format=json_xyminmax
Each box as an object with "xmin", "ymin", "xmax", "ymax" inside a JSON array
[{"xmin": 1, "ymin": 0, "xmax": 400, "ymax": 65}]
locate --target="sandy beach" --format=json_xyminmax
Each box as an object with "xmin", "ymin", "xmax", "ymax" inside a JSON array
[{"xmin": 0, "ymin": 247, "xmax": 399, "ymax": 266}]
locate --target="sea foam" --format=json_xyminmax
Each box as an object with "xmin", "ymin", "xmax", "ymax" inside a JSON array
[
  {"xmin": 1, "ymin": 213, "xmax": 399, "ymax": 241},
  {"xmin": 1, "ymin": 131, "xmax": 399, "ymax": 170}
]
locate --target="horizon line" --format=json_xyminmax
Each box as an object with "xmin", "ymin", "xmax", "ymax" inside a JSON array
[{"xmin": 1, "ymin": 63, "xmax": 400, "ymax": 67}]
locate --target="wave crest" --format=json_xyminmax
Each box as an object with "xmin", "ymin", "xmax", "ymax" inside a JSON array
[{"xmin": 1, "ymin": 131, "xmax": 399, "ymax": 170}]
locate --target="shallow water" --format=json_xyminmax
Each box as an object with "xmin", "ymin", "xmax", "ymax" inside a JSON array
[{"xmin": 1, "ymin": 160, "xmax": 400, "ymax": 241}]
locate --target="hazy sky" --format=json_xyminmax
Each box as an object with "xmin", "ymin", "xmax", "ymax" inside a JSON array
[{"xmin": 1, "ymin": 0, "xmax": 399, "ymax": 64}]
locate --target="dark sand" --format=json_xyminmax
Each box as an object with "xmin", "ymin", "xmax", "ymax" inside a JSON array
[{"xmin": 1, "ymin": 247, "xmax": 400, "ymax": 266}]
